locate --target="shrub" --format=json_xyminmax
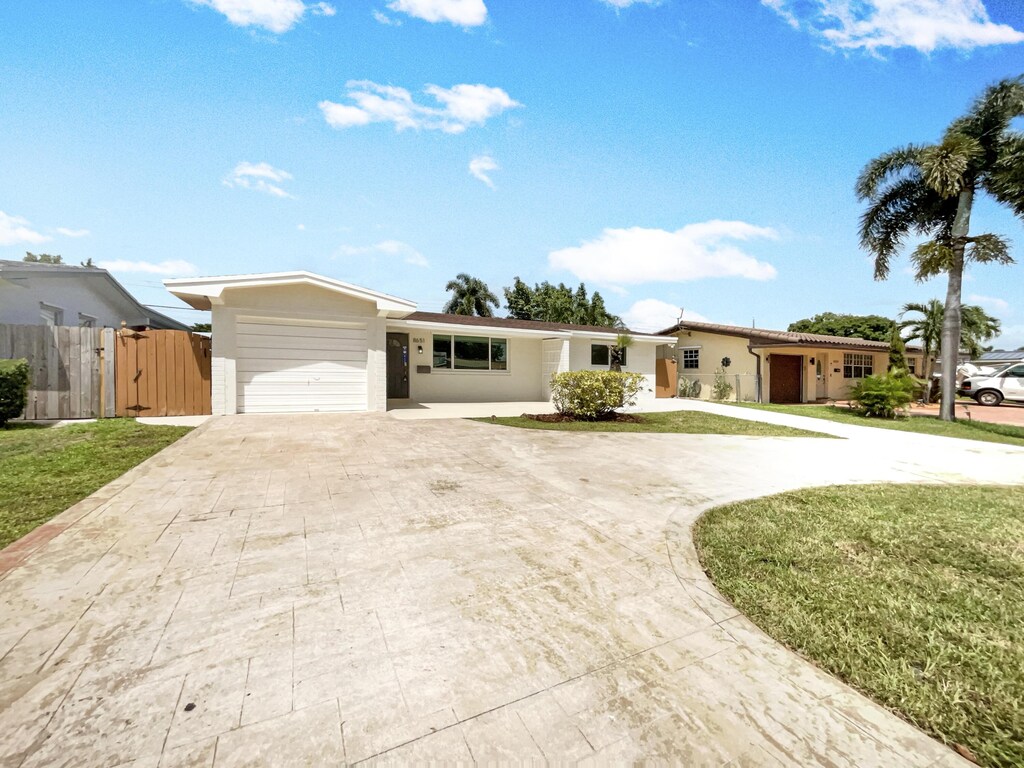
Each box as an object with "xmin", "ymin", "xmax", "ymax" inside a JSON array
[
  {"xmin": 678, "ymin": 378, "xmax": 702, "ymax": 398},
  {"xmin": 850, "ymin": 373, "xmax": 914, "ymax": 419},
  {"xmin": 711, "ymin": 368, "xmax": 733, "ymax": 401},
  {"xmin": 551, "ymin": 370, "xmax": 645, "ymax": 419},
  {"xmin": 0, "ymin": 359, "xmax": 30, "ymax": 428}
]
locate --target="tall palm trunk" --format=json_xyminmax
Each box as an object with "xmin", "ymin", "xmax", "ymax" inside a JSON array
[
  {"xmin": 921, "ymin": 342, "xmax": 935, "ymax": 403},
  {"xmin": 939, "ymin": 186, "xmax": 973, "ymax": 421}
]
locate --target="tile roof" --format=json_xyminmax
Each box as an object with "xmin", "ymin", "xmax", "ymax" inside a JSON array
[
  {"xmin": 659, "ymin": 319, "xmax": 919, "ymax": 351},
  {"xmin": 402, "ymin": 311, "xmax": 646, "ymax": 336}
]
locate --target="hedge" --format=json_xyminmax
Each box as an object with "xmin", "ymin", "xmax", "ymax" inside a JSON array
[
  {"xmin": 550, "ymin": 370, "xmax": 646, "ymax": 420},
  {"xmin": 0, "ymin": 358, "xmax": 30, "ymax": 428}
]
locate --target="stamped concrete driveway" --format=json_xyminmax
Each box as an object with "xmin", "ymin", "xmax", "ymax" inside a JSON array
[{"xmin": 2, "ymin": 411, "xmax": 1022, "ymax": 767}]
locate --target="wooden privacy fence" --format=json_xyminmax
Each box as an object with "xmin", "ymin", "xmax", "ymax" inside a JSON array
[
  {"xmin": 114, "ymin": 329, "xmax": 212, "ymax": 417},
  {"xmin": 0, "ymin": 324, "xmax": 115, "ymax": 420}
]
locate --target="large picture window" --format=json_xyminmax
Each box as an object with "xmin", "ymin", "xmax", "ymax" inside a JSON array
[
  {"xmin": 432, "ymin": 334, "xmax": 508, "ymax": 371},
  {"xmin": 843, "ymin": 353, "xmax": 873, "ymax": 379},
  {"xmin": 590, "ymin": 344, "xmax": 609, "ymax": 366}
]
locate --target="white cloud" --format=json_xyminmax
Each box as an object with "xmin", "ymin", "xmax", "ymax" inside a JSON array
[
  {"xmin": 373, "ymin": 9, "xmax": 401, "ymax": 24},
  {"xmin": 386, "ymin": 0, "xmax": 487, "ymax": 26},
  {"xmin": 994, "ymin": 325, "xmax": 1024, "ymax": 350},
  {"xmin": 968, "ymin": 293, "xmax": 1010, "ymax": 314},
  {"xmin": 223, "ymin": 161, "xmax": 294, "ymax": 198},
  {"xmin": 56, "ymin": 227, "xmax": 90, "ymax": 238},
  {"xmin": 320, "ymin": 81, "xmax": 519, "ymax": 134},
  {"xmin": 188, "ymin": 0, "xmax": 335, "ymax": 34},
  {"xmin": 98, "ymin": 259, "xmax": 199, "ymax": 276},
  {"xmin": 549, "ymin": 221, "xmax": 779, "ymax": 285},
  {"xmin": 622, "ymin": 299, "xmax": 709, "ymax": 333},
  {"xmin": 600, "ymin": 0, "xmax": 661, "ymax": 8},
  {"xmin": 0, "ymin": 211, "xmax": 51, "ymax": 246},
  {"xmin": 469, "ymin": 154, "xmax": 499, "ymax": 189},
  {"xmin": 763, "ymin": 0, "xmax": 1024, "ymax": 52},
  {"xmin": 337, "ymin": 240, "xmax": 429, "ymax": 268}
]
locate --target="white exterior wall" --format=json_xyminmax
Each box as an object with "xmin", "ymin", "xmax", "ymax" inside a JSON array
[
  {"xmin": 568, "ymin": 337, "xmax": 658, "ymax": 403},
  {"xmin": 406, "ymin": 334, "xmax": 545, "ymax": 403},
  {"xmin": 540, "ymin": 338, "xmax": 569, "ymax": 399},
  {"xmin": 0, "ymin": 274, "xmax": 151, "ymax": 328},
  {"xmin": 209, "ymin": 284, "xmax": 387, "ymax": 414}
]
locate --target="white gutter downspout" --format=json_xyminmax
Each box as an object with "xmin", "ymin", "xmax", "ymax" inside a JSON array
[{"xmin": 747, "ymin": 343, "xmax": 763, "ymax": 404}]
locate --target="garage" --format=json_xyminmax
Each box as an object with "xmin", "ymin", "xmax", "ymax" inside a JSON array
[{"xmin": 235, "ymin": 317, "xmax": 368, "ymax": 413}]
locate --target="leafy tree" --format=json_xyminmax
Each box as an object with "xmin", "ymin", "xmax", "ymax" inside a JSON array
[
  {"xmin": 887, "ymin": 325, "xmax": 909, "ymax": 376},
  {"xmin": 191, "ymin": 322, "xmax": 212, "ymax": 333},
  {"xmin": 443, "ymin": 273, "xmax": 499, "ymax": 317},
  {"xmin": 900, "ymin": 300, "xmax": 1001, "ymax": 398},
  {"xmin": 787, "ymin": 313, "xmax": 895, "ymax": 341},
  {"xmin": 502, "ymin": 277, "xmax": 621, "ymax": 327},
  {"xmin": 23, "ymin": 252, "xmax": 63, "ymax": 264},
  {"xmin": 81, "ymin": 258, "xmax": 95, "ymax": 267},
  {"xmin": 857, "ymin": 77, "xmax": 1023, "ymax": 421}
]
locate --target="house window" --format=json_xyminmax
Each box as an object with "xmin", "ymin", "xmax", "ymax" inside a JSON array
[
  {"xmin": 843, "ymin": 353, "xmax": 874, "ymax": 379},
  {"xmin": 681, "ymin": 348, "xmax": 699, "ymax": 369},
  {"xmin": 433, "ymin": 334, "xmax": 508, "ymax": 371},
  {"xmin": 590, "ymin": 344, "xmax": 609, "ymax": 366},
  {"xmin": 39, "ymin": 303, "xmax": 63, "ymax": 326},
  {"xmin": 907, "ymin": 358, "xmax": 917, "ymax": 375},
  {"xmin": 79, "ymin": 313, "xmax": 96, "ymax": 328}
]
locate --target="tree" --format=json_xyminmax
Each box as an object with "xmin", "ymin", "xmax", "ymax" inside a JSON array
[
  {"xmin": 443, "ymin": 273, "xmax": 499, "ymax": 317},
  {"xmin": 23, "ymin": 252, "xmax": 63, "ymax": 264},
  {"xmin": 191, "ymin": 322, "xmax": 212, "ymax": 333},
  {"xmin": 81, "ymin": 258, "xmax": 95, "ymax": 267},
  {"xmin": 960, "ymin": 305, "xmax": 1001, "ymax": 359},
  {"xmin": 888, "ymin": 324, "xmax": 909, "ymax": 376},
  {"xmin": 857, "ymin": 77, "xmax": 1024, "ymax": 421},
  {"xmin": 787, "ymin": 313, "xmax": 895, "ymax": 341},
  {"xmin": 610, "ymin": 333, "xmax": 632, "ymax": 372},
  {"xmin": 502, "ymin": 277, "xmax": 621, "ymax": 327}
]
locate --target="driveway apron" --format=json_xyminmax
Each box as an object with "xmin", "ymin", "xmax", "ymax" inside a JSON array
[{"xmin": 1, "ymin": 412, "xmax": 1021, "ymax": 766}]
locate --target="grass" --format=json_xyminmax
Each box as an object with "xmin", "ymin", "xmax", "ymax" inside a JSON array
[
  {"xmin": 0, "ymin": 419, "xmax": 192, "ymax": 550},
  {"xmin": 724, "ymin": 402, "xmax": 1024, "ymax": 447},
  {"xmin": 695, "ymin": 485, "xmax": 1024, "ymax": 768},
  {"xmin": 473, "ymin": 410, "xmax": 831, "ymax": 437}
]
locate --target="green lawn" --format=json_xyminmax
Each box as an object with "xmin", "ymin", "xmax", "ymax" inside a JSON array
[
  {"xmin": 695, "ymin": 485, "xmax": 1024, "ymax": 768},
  {"xmin": 473, "ymin": 410, "xmax": 830, "ymax": 437},
  {"xmin": 0, "ymin": 420, "xmax": 192, "ymax": 550},
  {"xmin": 724, "ymin": 402, "xmax": 1024, "ymax": 447}
]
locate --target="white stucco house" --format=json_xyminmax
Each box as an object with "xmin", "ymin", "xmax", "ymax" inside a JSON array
[
  {"xmin": 0, "ymin": 259, "xmax": 189, "ymax": 331},
  {"xmin": 164, "ymin": 271, "xmax": 668, "ymax": 415}
]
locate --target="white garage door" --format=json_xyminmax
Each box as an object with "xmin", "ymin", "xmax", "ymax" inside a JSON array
[{"xmin": 236, "ymin": 318, "xmax": 368, "ymax": 413}]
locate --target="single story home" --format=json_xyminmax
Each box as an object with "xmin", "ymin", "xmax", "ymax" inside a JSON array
[
  {"xmin": 0, "ymin": 259, "xmax": 190, "ymax": 330},
  {"xmin": 657, "ymin": 320, "xmax": 928, "ymax": 404},
  {"xmin": 164, "ymin": 271, "xmax": 669, "ymax": 415}
]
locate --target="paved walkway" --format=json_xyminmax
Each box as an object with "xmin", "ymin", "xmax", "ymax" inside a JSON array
[{"xmin": 1, "ymin": 408, "xmax": 1021, "ymax": 766}]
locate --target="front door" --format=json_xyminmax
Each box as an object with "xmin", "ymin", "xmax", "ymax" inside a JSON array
[
  {"xmin": 815, "ymin": 356, "xmax": 827, "ymax": 400},
  {"xmin": 769, "ymin": 354, "xmax": 803, "ymax": 403},
  {"xmin": 386, "ymin": 333, "xmax": 409, "ymax": 399}
]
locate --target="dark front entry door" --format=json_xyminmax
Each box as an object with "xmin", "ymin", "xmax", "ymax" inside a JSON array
[
  {"xmin": 386, "ymin": 333, "xmax": 410, "ymax": 399},
  {"xmin": 769, "ymin": 354, "xmax": 802, "ymax": 403}
]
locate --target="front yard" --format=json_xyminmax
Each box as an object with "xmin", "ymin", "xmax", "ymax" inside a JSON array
[
  {"xmin": 724, "ymin": 402, "xmax": 1024, "ymax": 447},
  {"xmin": 695, "ymin": 485, "xmax": 1023, "ymax": 768},
  {"xmin": 0, "ymin": 420, "xmax": 192, "ymax": 550},
  {"xmin": 475, "ymin": 410, "xmax": 830, "ymax": 437}
]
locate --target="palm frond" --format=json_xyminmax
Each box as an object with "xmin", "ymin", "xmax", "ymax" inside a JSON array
[
  {"xmin": 919, "ymin": 134, "xmax": 981, "ymax": 196},
  {"xmin": 910, "ymin": 241, "xmax": 954, "ymax": 281},
  {"xmin": 854, "ymin": 144, "xmax": 924, "ymax": 200},
  {"xmin": 966, "ymin": 233, "xmax": 1015, "ymax": 266}
]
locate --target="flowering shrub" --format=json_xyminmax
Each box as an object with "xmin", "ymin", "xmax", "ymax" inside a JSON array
[{"xmin": 550, "ymin": 370, "xmax": 646, "ymax": 419}]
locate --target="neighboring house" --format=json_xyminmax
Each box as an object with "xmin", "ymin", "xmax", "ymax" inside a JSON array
[
  {"xmin": 971, "ymin": 350, "xmax": 1024, "ymax": 368},
  {"xmin": 658, "ymin": 320, "xmax": 928, "ymax": 404},
  {"xmin": 164, "ymin": 271, "xmax": 668, "ymax": 415},
  {"xmin": 0, "ymin": 259, "xmax": 189, "ymax": 331}
]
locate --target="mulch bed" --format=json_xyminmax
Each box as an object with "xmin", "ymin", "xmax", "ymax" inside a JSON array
[{"xmin": 520, "ymin": 412, "xmax": 644, "ymax": 424}]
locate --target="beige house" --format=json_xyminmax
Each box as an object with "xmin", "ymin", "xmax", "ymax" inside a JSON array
[{"xmin": 657, "ymin": 320, "xmax": 926, "ymax": 404}]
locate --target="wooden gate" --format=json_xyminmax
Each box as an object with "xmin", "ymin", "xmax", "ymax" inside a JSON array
[
  {"xmin": 114, "ymin": 330, "xmax": 212, "ymax": 417},
  {"xmin": 0, "ymin": 324, "xmax": 115, "ymax": 420}
]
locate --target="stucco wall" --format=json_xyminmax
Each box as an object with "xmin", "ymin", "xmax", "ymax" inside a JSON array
[
  {"xmin": 566, "ymin": 337, "xmax": 657, "ymax": 402},
  {"xmin": 0, "ymin": 274, "xmax": 149, "ymax": 328},
  {"xmin": 210, "ymin": 284, "xmax": 386, "ymax": 415}
]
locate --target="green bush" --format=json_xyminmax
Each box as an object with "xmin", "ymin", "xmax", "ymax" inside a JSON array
[
  {"xmin": 551, "ymin": 370, "xmax": 645, "ymax": 419},
  {"xmin": 0, "ymin": 359, "xmax": 31, "ymax": 428},
  {"xmin": 850, "ymin": 373, "xmax": 914, "ymax": 419},
  {"xmin": 678, "ymin": 378, "xmax": 701, "ymax": 398},
  {"xmin": 711, "ymin": 368, "xmax": 733, "ymax": 401}
]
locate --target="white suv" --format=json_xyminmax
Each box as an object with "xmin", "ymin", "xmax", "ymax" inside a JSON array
[{"xmin": 959, "ymin": 362, "xmax": 1024, "ymax": 406}]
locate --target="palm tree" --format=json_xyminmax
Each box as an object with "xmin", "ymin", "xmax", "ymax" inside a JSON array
[
  {"xmin": 857, "ymin": 77, "xmax": 1024, "ymax": 421},
  {"xmin": 901, "ymin": 300, "xmax": 1002, "ymax": 399},
  {"xmin": 443, "ymin": 273, "xmax": 499, "ymax": 317}
]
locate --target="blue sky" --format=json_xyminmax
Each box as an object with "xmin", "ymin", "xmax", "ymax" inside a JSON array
[{"xmin": 2, "ymin": 0, "xmax": 1023, "ymax": 346}]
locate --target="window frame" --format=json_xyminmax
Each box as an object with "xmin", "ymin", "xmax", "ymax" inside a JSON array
[
  {"xmin": 590, "ymin": 344, "xmax": 610, "ymax": 367},
  {"xmin": 431, "ymin": 333, "xmax": 510, "ymax": 373},
  {"xmin": 681, "ymin": 348, "xmax": 700, "ymax": 370},
  {"xmin": 843, "ymin": 352, "xmax": 874, "ymax": 379},
  {"xmin": 39, "ymin": 302, "xmax": 63, "ymax": 326}
]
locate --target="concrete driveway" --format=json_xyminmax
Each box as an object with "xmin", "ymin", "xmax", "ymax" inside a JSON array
[{"xmin": 2, "ymin": 409, "xmax": 1022, "ymax": 766}]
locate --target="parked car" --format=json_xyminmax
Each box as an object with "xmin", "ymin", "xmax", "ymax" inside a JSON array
[{"xmin": 958, "ymin": 361, "xmax": 1024, "ymax": 406}]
